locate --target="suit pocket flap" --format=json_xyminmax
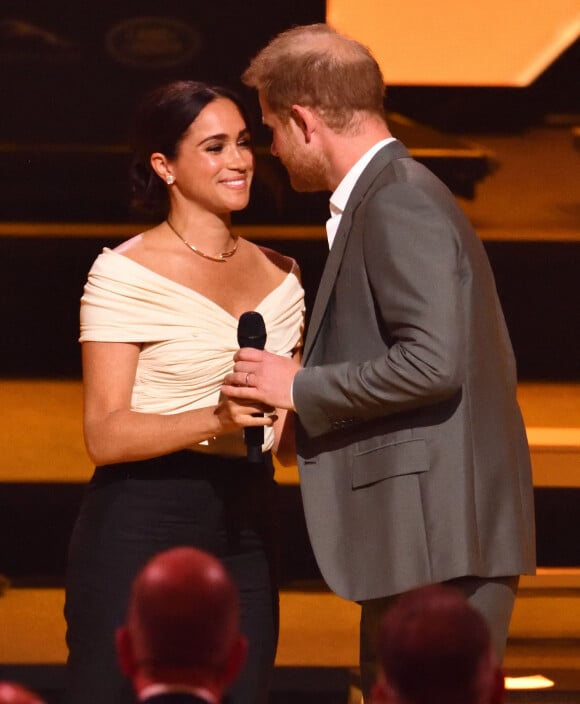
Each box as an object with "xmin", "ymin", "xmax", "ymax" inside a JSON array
[{"xmin": 352, "ymin": 439, "xmax": 428, "ymax": 488}]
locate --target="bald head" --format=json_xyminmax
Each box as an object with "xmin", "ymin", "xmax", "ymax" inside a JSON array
[
  {"xmin": 377, "ymin": 585, "xmax": 503, "ymax": 704},
  {"xmin": 0, "ymin": 682, "xmax": 45, "ymax": 704},
  {"xmin": 126, "ymin": 547, "xmax": 240, "ymax": 670}
]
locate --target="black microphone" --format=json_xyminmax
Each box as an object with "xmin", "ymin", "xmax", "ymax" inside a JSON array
[{"xmin": 237, "ymin": 311, "xmax": 267, "ymax": 463}]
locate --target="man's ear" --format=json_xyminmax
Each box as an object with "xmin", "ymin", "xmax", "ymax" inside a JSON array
[
  {"xmin": 492, "ymin": 667, "xmax": 506, "ymax": 704},
  {"xmin": 290, "ymin": 105, "xmax": 317, "ymax": 143},
  {"xmin": 223, "ymin": 634, "xmax": 249, "ymax": 687},
  {"xmin": 370, "ymin": 671, "xmax": 397, "ymax": 704},
  {"xmin": 115, "ymin": 626, "xmax": 136, "ymax": 678}
]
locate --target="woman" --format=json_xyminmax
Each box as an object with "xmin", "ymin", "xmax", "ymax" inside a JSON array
[{"xmin": 64, "ymin": 81, "xmax": 304, "ymax": 704}]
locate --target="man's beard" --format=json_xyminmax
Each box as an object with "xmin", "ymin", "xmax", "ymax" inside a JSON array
[{"xmin": 282, "ymin": 148, "xmax": 329, "ymax": 193}]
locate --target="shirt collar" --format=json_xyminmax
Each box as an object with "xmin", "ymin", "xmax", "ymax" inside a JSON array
[
  {"xmin": 138, "ymin": 683, "xmax": 218, "ymax": 703},
  {"xmin": 329, "ymin": 137, "xmax": 396, "ymax": 217}
]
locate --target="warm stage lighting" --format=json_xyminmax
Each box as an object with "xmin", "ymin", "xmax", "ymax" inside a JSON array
[
  {"xmin": 326, "ymin": 0, "xmax": 580, "ymax": 86},
  {"xmin": 505, "ymin": 675, "xmax": 555, "ymax": 690}
]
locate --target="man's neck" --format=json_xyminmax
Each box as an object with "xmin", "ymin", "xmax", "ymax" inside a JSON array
[{"xmin": 321, "ymin": 114, "xmax": 392, "ymax": 191}]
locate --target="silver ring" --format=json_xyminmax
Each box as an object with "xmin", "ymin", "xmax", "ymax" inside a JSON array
[{"xmin": 245, "ymin": 372, "xmax": 250, "ymax": 387}]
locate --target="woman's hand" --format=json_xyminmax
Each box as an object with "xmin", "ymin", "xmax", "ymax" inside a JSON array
[
  {"xmin": 213, "ymin": 395, "xmax": 276, "ymax": 436},
  {"xmin": 82, "ymin": 341, "xmax": 275, "ymax": 466}
]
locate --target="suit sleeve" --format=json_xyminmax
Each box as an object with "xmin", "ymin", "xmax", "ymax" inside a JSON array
[{"xmin": 293, "ymin": 181, "xmax": 466, "ymax": 437}]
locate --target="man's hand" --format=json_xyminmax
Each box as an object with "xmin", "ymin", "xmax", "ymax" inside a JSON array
[{"xmin": 222, "ymin": 348, "xmax": 301, "ymax": 410}]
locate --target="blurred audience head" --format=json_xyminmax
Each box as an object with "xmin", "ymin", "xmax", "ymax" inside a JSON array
[
  {"xmin": 0, "ymin": 682, "xmax": 45, "ymax": 704},
  {"xmin": 372, "ymin": 584, "xmax": 504, "ymax": 704},
  {"xmin": 116, "ymin": 546, "xmax": 246, "ymax": 700}
]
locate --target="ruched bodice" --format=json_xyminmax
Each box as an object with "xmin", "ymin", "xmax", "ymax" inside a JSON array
[{"xmin": 80, "ymin": 248, "xmax": 305, "ymax": 453}]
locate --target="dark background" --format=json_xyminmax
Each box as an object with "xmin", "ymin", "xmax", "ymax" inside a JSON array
[{"xmin": 0, "ymin": 1, "xmax": 328, "ymax": 145}]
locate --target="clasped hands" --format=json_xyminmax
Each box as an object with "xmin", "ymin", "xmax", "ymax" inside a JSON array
[{"xmin": 221, "ymin": 348, "xmax": 300, "ymax": 411}]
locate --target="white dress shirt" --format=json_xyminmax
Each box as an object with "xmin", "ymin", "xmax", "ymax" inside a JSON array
[{"xmin": 325, "ymin": 138, "xmax": 396, "ymax": 248}]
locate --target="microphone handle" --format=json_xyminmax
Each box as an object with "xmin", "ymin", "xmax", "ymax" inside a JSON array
[
  {"xmin": 244, "ymin": 427, "xmax": 264, "ymax": 463},
  {"xmin": 237, "ymin": 311, "xmax": 266, "ymax": 463}
]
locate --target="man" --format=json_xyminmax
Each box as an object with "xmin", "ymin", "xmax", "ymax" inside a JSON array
[
  {"xmin": 115, "ymin": 547, "xmax": 247, "ymax": 704},
  {"xmin": 0, "ymin": 683, "xmax": 45, "ymax": 704},
  {"xmin": 222, "ymin": 23, "xmax": 535, "ymax": 696},
  {"xmin": 372, "ymin": 584, "xmax": 505, "ymax": 704}
]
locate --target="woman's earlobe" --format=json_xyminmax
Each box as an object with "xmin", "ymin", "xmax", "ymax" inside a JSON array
[{"xmin": 150, "ymin": 152, "xmax": 171, "ymax": 182}]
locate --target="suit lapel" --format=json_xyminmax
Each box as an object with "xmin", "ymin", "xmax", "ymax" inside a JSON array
[
  {"xmin": 303, "ymin": 140, "xmax": 410, "ymax": 362},
  {"xmin": 302, "ymin": 206, "xmax": 352, "ymax": 360}
]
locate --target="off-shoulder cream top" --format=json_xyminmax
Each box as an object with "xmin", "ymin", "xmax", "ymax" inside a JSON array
[{"xmin": 79, "ymin": 248, "xmax": 305, "ymax": 456}]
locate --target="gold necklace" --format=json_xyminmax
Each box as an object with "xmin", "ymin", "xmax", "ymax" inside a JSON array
[{"xmin": 166, "ymin": 219, "xmax": 239, "ymax": 263}]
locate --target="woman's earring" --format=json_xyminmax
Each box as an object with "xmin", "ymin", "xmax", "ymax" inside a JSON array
[{"xmin": 166, "ymin": 174, "xmax": 175, "ymax": 185}]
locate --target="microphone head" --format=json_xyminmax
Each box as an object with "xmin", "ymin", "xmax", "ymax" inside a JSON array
[{"xmin": 237, "ymin": 311, "xmax": 267, "ymax": 350}]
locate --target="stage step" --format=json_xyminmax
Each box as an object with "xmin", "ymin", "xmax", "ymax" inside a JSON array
[
  {"xmin": 1, "ymin": 571, "xmax": 580, "ymax": 703},
  {"xmin": 5, "ymin": 572, "xmax": 576, "ymax": 668},
  {"xmin": 1, "ymin": 380, "xmax": 578, "ymax": 486},
  {"xmin": 0, "ymin": 109, "xmax": 495, "ymax": 226},
  {"xmin": 0, "ymin": 380, "xmax": 579, "ymax": 585}
]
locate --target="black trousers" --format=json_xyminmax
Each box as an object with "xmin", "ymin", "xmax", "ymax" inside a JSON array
[{"xmin": 64, "ymin": 450, "xmax": 279, "ymax": 704}]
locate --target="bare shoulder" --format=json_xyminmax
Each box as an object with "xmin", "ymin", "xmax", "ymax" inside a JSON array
[
  {"xmin": 114, "ymin": 234, "xmax": 144, "ymax": 256},
  {"xmin": 256, "ymin": 243, "xmax": 300, "ymax": 277},
  {"xmin": 113, "ymin": 225, "xmax": 165, "ymax": 263}
]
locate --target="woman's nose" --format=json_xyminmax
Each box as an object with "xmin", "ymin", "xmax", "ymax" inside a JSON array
[{"xmin": 228, "ymin": 145, "xmax": 249, "ymax": 168}]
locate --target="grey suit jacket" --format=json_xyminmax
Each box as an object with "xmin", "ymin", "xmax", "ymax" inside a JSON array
[{"xmin": 293, "ymin": 140, "xmax": 536, "ymax": 602}]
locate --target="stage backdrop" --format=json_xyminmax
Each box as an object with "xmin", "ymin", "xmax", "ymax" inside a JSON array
[
  {"xmin": 0, "ymin": 0, "xmax": 325, "ymax": 144},
  {"xmin": 327, "ymin": 0, "xmax": 580, "ymax": 86}
]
